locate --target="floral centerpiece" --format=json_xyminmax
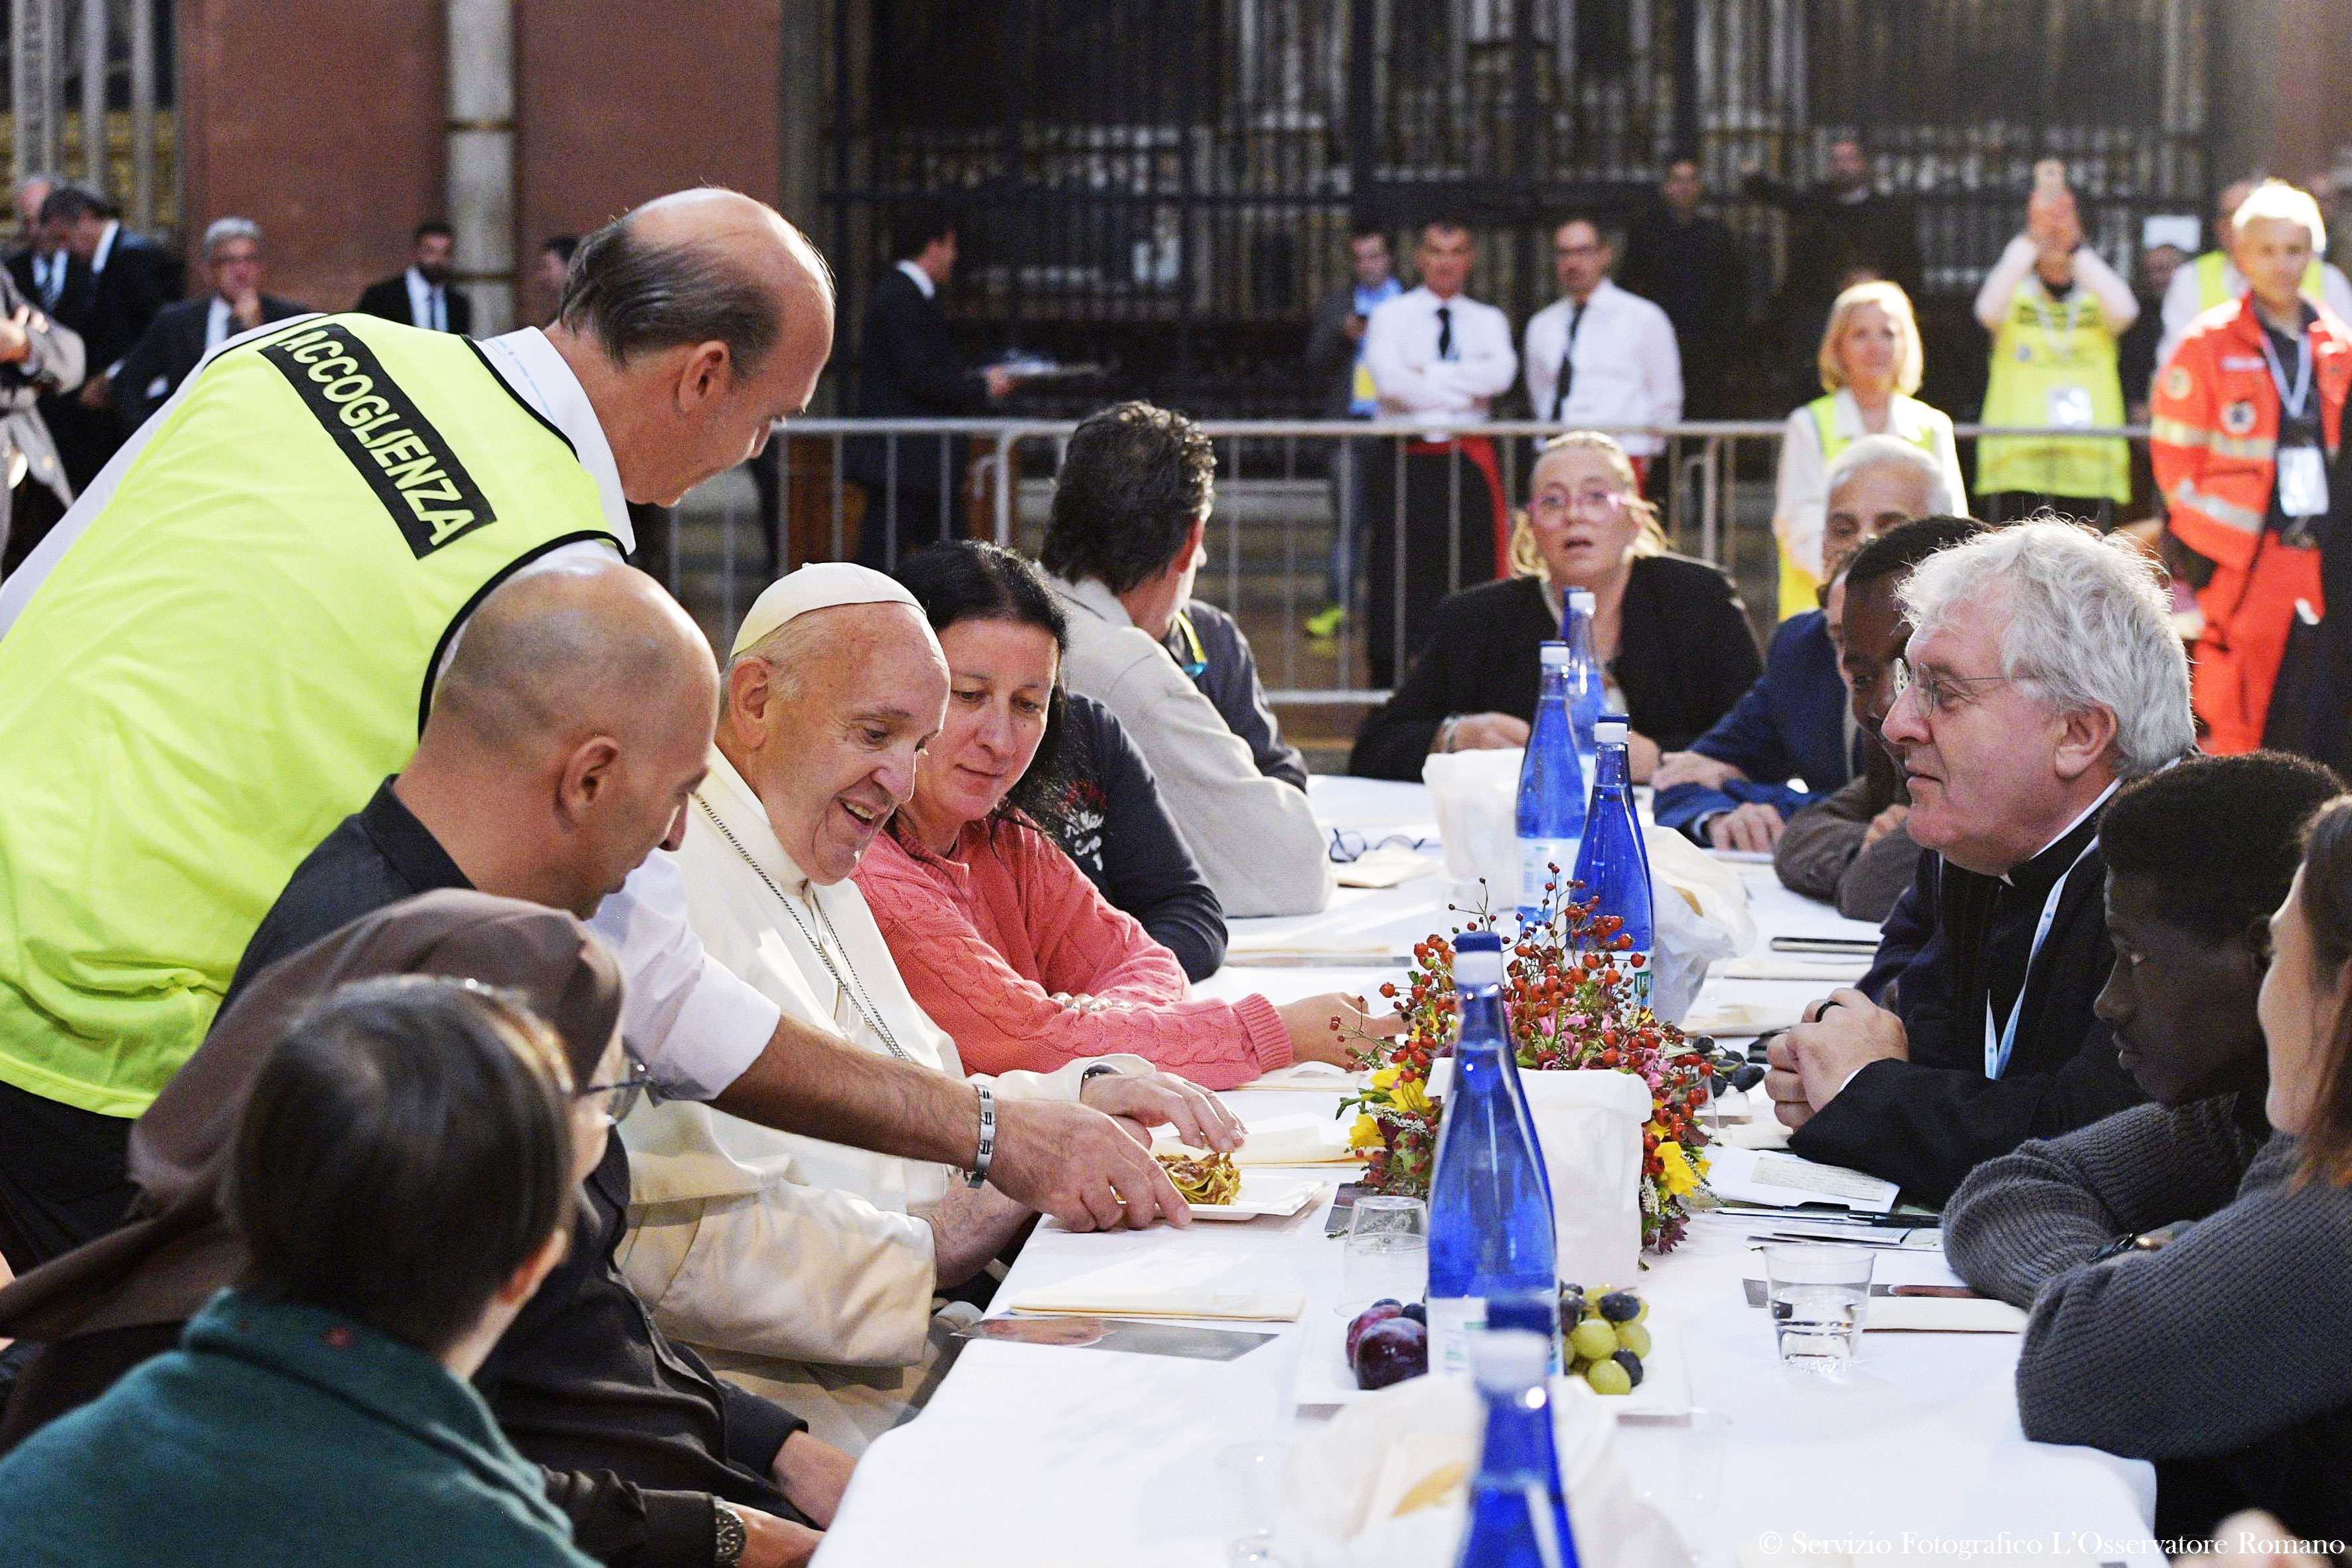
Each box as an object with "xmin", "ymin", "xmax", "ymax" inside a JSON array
[{"xmin": 1340, "ymin": 879, "xmax": 1715, "ymax": 1252}]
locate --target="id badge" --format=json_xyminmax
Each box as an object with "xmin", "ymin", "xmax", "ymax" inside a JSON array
[
  {"xmin": 2045, "ymin": 385, "xmax": 2094, "ymax": 430},
  {"xmin": 2278, "ymin": 445, "xmax": 2329, "ymax": 518}
]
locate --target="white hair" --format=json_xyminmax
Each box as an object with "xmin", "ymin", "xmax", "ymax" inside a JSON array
[
  {"xmin": 2231, "ymin": 180, "xmax": 2327, "ymax": 256},
  {"xmin": 202, "ymin": 216, "xmax": 261, "ymax": 258},
  {"xmin": 1824, "ymin": 433, "xmax": 1952, "ymax": 515},
  {"xmin": 1899, "ymin": 519, "xmax": 2193, "ymax": 779}
]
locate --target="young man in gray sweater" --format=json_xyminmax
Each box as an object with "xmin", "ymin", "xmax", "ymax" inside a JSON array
[{"xmin": 1942, "ymin": 752, "xmax": 2345, "ymax": 1539}]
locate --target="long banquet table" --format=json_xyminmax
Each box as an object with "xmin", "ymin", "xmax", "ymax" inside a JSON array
[{"xmin": 813, "ymin": 778, "xmax": 2163, "ymax": 1567}]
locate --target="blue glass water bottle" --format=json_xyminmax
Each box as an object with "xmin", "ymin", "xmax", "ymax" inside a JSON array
[
  {"xmin": 1560, "ymin": 588, "xmax": 1603, "ymax": 780},
  {"xmin": 1571, "ymin": 716, "xmax": 1656, "ymax": 1014},
  {"xmin": 1450, "ymin": 1328, "xmax": 1583, "ymax": 1568},
  {"xmin": 1515, "ymin": 643, "xmax": 1585, "ymax": 927},
  {"xmin": 1427, "ymin": 932, "xmax": 1558, "ymax": 1377}
]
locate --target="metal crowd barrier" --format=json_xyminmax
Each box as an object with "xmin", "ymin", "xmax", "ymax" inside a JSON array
[{"xmin": 667, "ymin": 417, "xmax": 2152, "ymax": 708}]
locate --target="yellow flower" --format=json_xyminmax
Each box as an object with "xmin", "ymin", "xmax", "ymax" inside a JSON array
[
  {"xmin": 1349, "ymin": 1113, "xmax": 1383, "ymax": 1151},
  {"xmin": 1656, "ymin": 1141, "xmax": 1701, "ymax": 1198},
  {"xmin": 1369, "ymin": 1065, "xmax": 1401, "ymax": 1090},
  {"xmin": 1389, "ymin": 1077, "xmax": 1433, "ymax": 1117}
]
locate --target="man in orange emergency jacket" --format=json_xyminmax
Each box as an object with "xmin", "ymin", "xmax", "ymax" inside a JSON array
[{"xmin": 2151, "ymin": 180, "xmax": 2351, "ymax": 753}]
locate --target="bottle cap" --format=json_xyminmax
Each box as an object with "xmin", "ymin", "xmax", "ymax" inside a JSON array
[
  {"xmin": 1595, "ymin": 717, "xmax": 1628, "ymax": 745},
  {"xmin": 1568, "ymin": 588, "xmax": 1597, "ymax": 611},
  {"xmin": 1470, "ymin": 1328, "xmax": 1553, "ymax": 1391},
  {"xmin": 1539, "ymin": 641, "xmax": 1569, "ymax": 666},
  {"xmin": 1454, "ymin": 929, "xmax": 1504, "ymax": 986}
]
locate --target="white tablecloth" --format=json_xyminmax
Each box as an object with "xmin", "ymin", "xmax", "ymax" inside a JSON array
[{"xmin": 813, "ymin": 778, "xmax": 2160, "ymax": 1567}]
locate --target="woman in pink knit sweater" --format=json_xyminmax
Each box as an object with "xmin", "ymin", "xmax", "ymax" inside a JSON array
[{"xmin": 854, "ymin": 544, "xmax": 1392, "ymax": 1090}]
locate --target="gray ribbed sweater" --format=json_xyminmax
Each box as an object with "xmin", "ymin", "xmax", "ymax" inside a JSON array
[{"xmin": 1944, "ymin": 1097, "xmax": 2352, "ymax": 1458}]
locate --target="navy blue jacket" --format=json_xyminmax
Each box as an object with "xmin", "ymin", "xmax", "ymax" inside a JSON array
[{"xmin": 1654, "ymin": 610, "xmax": 1851, "ymax": 838}]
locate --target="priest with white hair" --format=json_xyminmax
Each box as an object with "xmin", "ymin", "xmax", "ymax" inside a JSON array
[{"xmin": 619, "ymin": 564, "xmax": 1242, "ymax": 1452}]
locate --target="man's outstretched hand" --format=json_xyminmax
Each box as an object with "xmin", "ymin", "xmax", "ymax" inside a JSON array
[{"xmin": 987, "ymin": 1095, "xmax": 1191, "ymax": 1231}]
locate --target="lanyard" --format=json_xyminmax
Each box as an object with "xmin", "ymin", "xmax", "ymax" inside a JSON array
[
  {"xmin": 1983, "ymin": 835, "xmax": 2099, "ymax": 1079},
  {"xmin": 2025, "ymin": 280, "xmax": 2087, "ymax": 340},
  {"xmin": 2258, "ymin": 321, "xmax": 2314, "ymax": 424}
]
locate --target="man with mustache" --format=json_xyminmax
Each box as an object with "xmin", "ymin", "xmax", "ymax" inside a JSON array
[{"xmin": 1764, "ymin": 522, "xmax": 2197, "ymax": 1202}]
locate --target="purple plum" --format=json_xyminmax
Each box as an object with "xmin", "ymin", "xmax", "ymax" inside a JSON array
[
  {"xmin": 1354, "ymin": 1317, "xmax": 1429, "ymax": 1390},
  {"xmin": 1346, "ymin": 1301, "xmax": 1405, "ymax": 1362}
]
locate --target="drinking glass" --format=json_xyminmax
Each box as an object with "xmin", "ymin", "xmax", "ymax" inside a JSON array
[
  {"xmin": 1215, "ymin": 1439, "xmax": 1292, "ymax": 1566},
  {"xmin": 1337, "ymin": 1194, "xmax": 1429, "ymax": 1316},
  {"xmin": 1761, "ymin": 1243, "xmax": 1874, "ymax": 1375}
]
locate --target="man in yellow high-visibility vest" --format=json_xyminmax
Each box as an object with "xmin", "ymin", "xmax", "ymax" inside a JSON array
[
  {"xmin": 2157, "ymin": 177, "xmax": 2352, "ymax": 369},
  {"xmin": 0, "ymin": 189, "xmax": 1190, "ymax": 1269}
]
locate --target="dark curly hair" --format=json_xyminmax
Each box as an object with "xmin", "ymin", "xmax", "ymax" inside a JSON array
[
  {"xmin": 1039, "ymin": 401, "xmax": 1215, "ymax": 594},
  {"xmin": 892, "ymin": 540, "xmax": 1073, "ymax": 833},
  {"xmin": 2101, "ymin": 752, "xmax": 2343, "ymax": 946}
]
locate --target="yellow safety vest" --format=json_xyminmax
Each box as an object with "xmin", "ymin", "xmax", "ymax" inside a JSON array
[
  {"xmin": 0, "ymin": 314, "xmax": 622, "ymax": 1115},
  {"xmin": 1776, "ymin": 393, "xmax": 1945, "ymax": 620},
  {"xmin": 1976, "ymin": 277, "xmax": 2128, "ymax": 503},
  {"xmin": 2194, "ymin": 248, "xmax": 2325, "ymax": 312}
]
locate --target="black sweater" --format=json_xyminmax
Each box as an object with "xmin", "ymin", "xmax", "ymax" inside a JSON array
[{"xmin": 1349, "ymin": 562, "xmax": 1763, "ymax": 781}]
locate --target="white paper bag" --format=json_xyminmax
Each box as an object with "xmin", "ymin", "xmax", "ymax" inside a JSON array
[
  {"xmin": 1426, "ymin": 1059, "xmax": 1650, "ymax": 1289},
  {"xmin": 1421, "ymin": 746, "xmax": 1524, "ymax": 906},
  {"xmin": 1640, "ymin": 824, "xmax": 1753, "ymax": 1025},
  {"xmin": 1275, "ymin": 1369, "xmax": 1694, "ymax": 1568}
]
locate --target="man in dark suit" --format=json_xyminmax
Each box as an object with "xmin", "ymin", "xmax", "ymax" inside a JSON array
[
  {"xmin": 843, "ymin": 202, "xmax": 1012, "ymax": 568},
  {"xmin": 354, "ymin": 222, "xmax": 471, "ymax": 335},
  {"xmin": 37, "ymin": 183, "xmax": 178, "ymax": 490},
  {"xmin": 1745, "ymin": 138, "xmax": 1923, "ymax": 404},
  {"xmin": 1763, "ymin": 524, "xmax": 2197, "ymax": 1204},
  {"xmin": 5, "ymin": 173, "xmax": 60, "ymax": 307},
  {"xmin": 1616, "ymin": 157, "xmax": 1747, "ymax": 418},
  {"xmin": 112, "ymin": 217, "xmax": 306, "ymax": 431}
]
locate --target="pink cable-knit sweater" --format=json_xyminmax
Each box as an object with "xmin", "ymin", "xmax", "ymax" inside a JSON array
[{"xmin": 854, "ymin": 816, "xmax": 1292, "ymax": 1090}]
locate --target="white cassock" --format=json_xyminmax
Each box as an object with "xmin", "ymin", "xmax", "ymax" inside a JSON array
[{"xmin": 617, "ymin": 745, "xmax": 1143, "ymax": 1453}]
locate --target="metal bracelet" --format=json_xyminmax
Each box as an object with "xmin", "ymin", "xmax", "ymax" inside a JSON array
[{"xmin": 967, "ymin": 1081, "xmax": 998, "ymax": 1189}]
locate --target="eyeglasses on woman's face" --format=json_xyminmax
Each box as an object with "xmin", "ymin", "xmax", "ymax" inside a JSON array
[{"xmin": 1528, "ymin": 487, "xmax": 1625, "ymax": 523}]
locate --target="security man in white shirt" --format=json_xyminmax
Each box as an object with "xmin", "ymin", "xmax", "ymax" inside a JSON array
[{"xmin": 1524, "ymin": 216, "xmax": 1684, "ymax": 473}]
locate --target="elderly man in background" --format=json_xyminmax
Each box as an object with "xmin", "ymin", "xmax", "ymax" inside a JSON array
[
  {"xmin": 1774, "ymin": 514, "xmax": 1988, "ymax": 922},
  {"xmin": 112, "ymin": 217, "xmax": 307, "ymax": 430},
  {"xmin": 0, "ymin": 187, "xmax": 1183, "ymax": 1277},
  {"xmin": 1040, "ymin": 401, "xmax": 1333, "ymax": 918},
  {"xmin": 0, "ymin": 238, "xmax": 84, "ymax": 576},
  {"xmin": 1652, "ymin": 435, "xmax": 1946, "ymax": 850},
  {"xmin": 1764, "ymin": 522, "xmax": 2196, "ymax": 1202},
  {"xmin": 623, "ymin": 564, "xmax": 1238, "ymax": 1454}
]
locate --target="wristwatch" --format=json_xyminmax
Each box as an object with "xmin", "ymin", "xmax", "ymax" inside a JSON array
[
  {"xmin": 1080, "ymin": 1062, "xmax": 1125, "ymax": 1085},
  {"xmin": 713, "ymin": 1500, "xmax": 747, "ymax": 1567}
]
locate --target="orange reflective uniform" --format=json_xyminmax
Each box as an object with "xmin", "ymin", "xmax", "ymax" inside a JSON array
[{"xmin": 2148, "ymin": 295, "xmax": 2352, "ymax": 752}]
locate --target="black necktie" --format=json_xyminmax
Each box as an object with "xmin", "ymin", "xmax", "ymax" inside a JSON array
[
  {"xmin": 1435, "ymin": 304, "xmax": 1453, "ymax": 362},
  {"xmin": 1551, "ymin": 299, "xmax": 1587, "ymax": 422}
]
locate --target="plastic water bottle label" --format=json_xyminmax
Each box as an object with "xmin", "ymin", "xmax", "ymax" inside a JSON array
[
  {"xmin": 1518, "ymin": 838, "xmax": 1578, "ymax": 912},
  {"xmin": 1427, "ymin": 1296, "xmax": 1485, "ymax": 1377}
]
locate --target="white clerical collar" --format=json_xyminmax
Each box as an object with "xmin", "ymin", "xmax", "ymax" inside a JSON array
[
  {"xmin": 473, "ymin": 326, "xmax": 635, "ymax": 553},
  {"xmin": 698, "ymin": 744, "xmax": 819, "ymax": 894},
  {"xmin": 896, "ymin": 258, "xmax": 937, "ymax": 299},
  {"xmin": 2001, "ymin": 778, "xmax": 2120, "ymax": 888}
]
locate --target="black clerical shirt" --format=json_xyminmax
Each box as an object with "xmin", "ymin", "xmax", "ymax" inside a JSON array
[{"xmin": 1790, "ymin": 789, "xmax": 2146, "ymax": 1204}]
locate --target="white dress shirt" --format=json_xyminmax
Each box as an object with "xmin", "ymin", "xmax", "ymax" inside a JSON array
[
  {"xmin": 1770, "ymin": 388, "xmax": 1967, "ymax": 580},
  {"xmin": 896, "ymin": 258, "xmax": 936, "ymax": 300},
  {"xmin": 2156, "ymin": 253, "xmax": 2352, "ymax": 372},
  {"xmin": 404, "ymin": 264, "xmax": 450, "ymax": 332},
  {"xmin": 1522, "ymin": 278, "xmax": 1684, "ymax": 457},
  {"xmin": 1361, "ymin": 284, "xmax": 1516, "ymax": 428},
  {"xmin": 617, "ymin": 747, "xmax": 1133, "ymax": 1449},
  {"xmin": 0, "ymin": 320, "xmax": 785, "ymax": 1105}
]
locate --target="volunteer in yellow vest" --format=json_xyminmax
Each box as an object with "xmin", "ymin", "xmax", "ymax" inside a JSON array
[
  {"xmin": 1770, "ymin": 279, "xmax": 1966, "ymax": 619},
  {"xmin": 0, "ymin": 188, "xmax": 1193, "ymax": 1269},
  {"xmin": 2156, "ymin": 177, "xmax": 2352, "ymax": 371},
  {"xmin": 1973, "ymin": 171, "xmax": 2138, "ymax": 523}
]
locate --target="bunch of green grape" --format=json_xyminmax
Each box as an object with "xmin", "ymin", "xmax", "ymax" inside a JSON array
[{"xmin": 1559, "ymin": 1283, "xmax": 1650, "ymax": 1396}]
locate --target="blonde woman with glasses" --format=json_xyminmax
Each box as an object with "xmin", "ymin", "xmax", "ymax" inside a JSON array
[
  {"xmin": 1350, "ymin": 430, "xmax": 1759, "ymax": 782},
  {"xmin": 1772, "ymin": 279, "xmax": 1968, "ymax": 620}
]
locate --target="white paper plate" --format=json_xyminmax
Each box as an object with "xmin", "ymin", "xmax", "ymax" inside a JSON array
[
  {"xmin": 1187, "ymin": 1173, "xmax": 1328, "ymax": 1222},
  {"xmin": 1295, "ymin": 1306, "xmax": 1691, "ymax": 1419}
]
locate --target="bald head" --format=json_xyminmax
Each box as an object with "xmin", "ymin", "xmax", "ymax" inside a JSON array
[
  {"xmin": 402, "ymin": 560, "xmax": 720, "ymax": 917},
  {"xmin": 432, "ymin": 558, "xmax": 717, "ymax": 754},
  {"xmin": 551, "ymin": 188, "xmax": 837, "ymax": 507}
]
